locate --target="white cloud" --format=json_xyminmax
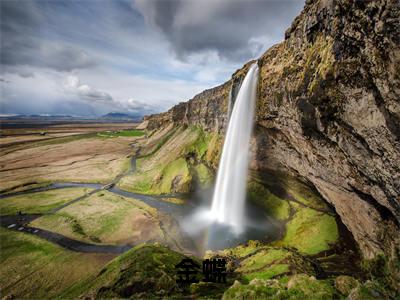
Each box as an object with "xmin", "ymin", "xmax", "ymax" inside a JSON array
[{"xmin": 63, "ymin": 75, "xmax": 113, "ymax": 102}]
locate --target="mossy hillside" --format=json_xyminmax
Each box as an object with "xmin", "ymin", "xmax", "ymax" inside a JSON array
[
  {"xmin": 139, "ymin": 125, "xmax": 179, "ymax": 158},
  {"xmin": 159, "ymin": 158, "xmax": 191, "ymax": 193},
  {"xmin": 118, "ymin": 158, "xmax": 192, "ymax": 195},
  {"xmin": 0, "ymin": 228, "xmax": 112, "ymax": 299},
  {"xmin": 222, "ymin": 274, "xmax": 336, "ymax": 300},
  {"xmin": 0, "ymin": 187, "xmax": 92, "ymax": 215},
  {"xmin": 237, "ymin": 248, "xmax": 290, "ymax": 273},
  {"xmin": 216, "ymin": 242, "xmax": 315, "ymax": 285},
  {"xmin": 275, "ymin": 205, "xmax": 338, "ymax": 255},
  {"xmin": 61, "ymin": 243, "xmax": 195, "ymax": 299},
  {"xmin": 30, "ymin": 191, "xmax": 162, "ymax": 245},
  {"xmin": 247, "ymin": 174, "xmax": 338, "ymax": 256},
  {"xmin": 194, "ymin": 163, "xmax": 213, "ymax": 187},
  {"xmin": 119, "ymin": 126, "xmax": 217, "ymax": 194},
  {"xmin": 247, "ymin": 181, "xmax": 290, "ymax": 220},
  {"xmin": 242, "ymin": 264, "xmax": 290, "ymax": 282},
  {"xmin": 285, "ymin": 177, "xmax": 330, "ymax": 211},
  {"xmin": 250, "ymin": 171, "xmax": 330, "ymax": 212}
]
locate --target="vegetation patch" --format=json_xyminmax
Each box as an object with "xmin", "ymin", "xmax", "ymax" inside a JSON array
[
  {"xmin": 0, "ymin": 187, "xmax": 91, "ymax": 215},
  {"xmin": 238, "ymin": 248, "xmax": 290, "ymax": 273},
  {"xmin": 60, "ymin": 243, "xmax": 193, "ymax": 299},
  {"xmin": 223, "ymin": 274, "xmax": 336, "ymax": 300},
  {"xmin": 119, "ymin": 126, "xmax": 216, "ymax": 195},
  {"xmin": 242, "ymin": 264, "xmax": 290, "ymax": 282},
  {"xmin": 194, "ymin": 163, "xmax": 213, "ymax": 187},
  {"xmin": 30, "ymin": 191, "xmax": 164, "ymax": 245},
  {"xmin": 159, "ymin": 158, "xmax": 191, "ymax": 193},
  {"xmin": 248, "ymin": 181, "xmax": 290, "ymax": 220},
  {"xmin": 277, "ymin": 206, "xmax": 338, "ymax": 255},
  {"xmin": 0, "ymin": 228, "xmax": 112, "ymax": 299},
  {"xmin": 97, "ymin": 129, "xmax": 144, "ymax": 138}
]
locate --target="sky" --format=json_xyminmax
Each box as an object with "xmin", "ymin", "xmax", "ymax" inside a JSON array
[{"xmin": 0, "ymin": 0, "xmax": 305, "ymax": 117}]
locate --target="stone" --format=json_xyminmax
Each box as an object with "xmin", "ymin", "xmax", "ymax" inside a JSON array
[{"xmin": 334, "ymin": 275, "xmax": 359, "ymax": 296}]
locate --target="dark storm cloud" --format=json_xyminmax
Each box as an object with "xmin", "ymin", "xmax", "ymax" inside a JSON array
[
  {"xmin": 0, "ymin": 78, "xmax": 11, "ymax": 83},
  {"xmin": 134, "ymin": 0, "xmax": 305, "ymax": 61},
  {"xmin": 0, "ymin": 0, "xmax": 95, "ymax": 71}
]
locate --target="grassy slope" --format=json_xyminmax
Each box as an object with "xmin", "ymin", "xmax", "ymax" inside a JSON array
[
  {"xmin": 248, "ymin": 178, "xmax": 338, "ymax": 255},
  {"xmin": 59, "ymin": 243, "xmax": 191, "ymax": 299},
  {"xmin": 0, "ymin": 187, "xmax": 92, "ymax": 215},
  {"xmin": 278, "ymin": 204, "xmax": 338, "ymax": 255},
  {"xmin": 0, "ymin": 227, "xmax": 113, "ymax": 299},
  {"xmin": 248, "ymin": 181, "xmax": 290, "ymax": 220},
  {"xmin": 118, "ymin": 125, "xmax": 219, "ymax": 194},
  {"xmin": 30, "ymin": 191, "xmax": 162, "ymax": 245}
]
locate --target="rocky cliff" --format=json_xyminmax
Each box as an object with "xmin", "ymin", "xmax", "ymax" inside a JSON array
[{"xmin": 143, "ymin": 0, "xmax": 400, "ymax": 260}]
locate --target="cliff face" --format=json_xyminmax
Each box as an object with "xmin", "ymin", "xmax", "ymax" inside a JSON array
[{"xmin": 143, "ymin": 0, "xmax": 400, "ymax": 259}]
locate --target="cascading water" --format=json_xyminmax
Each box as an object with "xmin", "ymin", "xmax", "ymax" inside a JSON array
[{"xmin": 210, "ymin": 63, "xmax": 259, "ymax": 234}]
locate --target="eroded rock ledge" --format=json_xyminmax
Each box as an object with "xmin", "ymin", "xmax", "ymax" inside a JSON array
[{"xmin": 143, "ymin": 0, "xmax": 400, "ymax": 260}]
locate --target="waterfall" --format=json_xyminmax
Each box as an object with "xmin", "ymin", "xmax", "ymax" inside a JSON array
[{"xmin": 210, "ymin": 63, "xmax": 259, "ymax": 234}]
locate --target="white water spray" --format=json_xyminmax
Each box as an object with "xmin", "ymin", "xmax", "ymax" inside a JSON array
[{"xmin": 210, "ymin": 63, "xmax": 259, "ymax": 234}]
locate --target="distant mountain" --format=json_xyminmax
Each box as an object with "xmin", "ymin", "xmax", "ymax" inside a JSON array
[{"xmin": 101, "ymin": 112, "xmax": 143, "ymax": 121}]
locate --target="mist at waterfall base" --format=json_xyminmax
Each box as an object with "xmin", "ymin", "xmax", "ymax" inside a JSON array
[{"xmin": 181, "ymin": 63, "xmax": 282, "ymax": 252}]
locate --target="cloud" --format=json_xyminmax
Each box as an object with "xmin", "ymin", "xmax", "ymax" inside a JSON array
[
  {"xmin": 63, "ymin": 75, "xmax": 113, "ymax": 102},
  {"xmin": 1, "ymin": 0, "xmax": 305, "ymax": 117},
  {"xmin": 0, "ymin": 0, "xmax": 96, "ymax": 71},
  {"xmin": 134, "ymin": 0, "xmax": 304, "ymax": 62},
  {"xmin": 125, "ymin": 98, "xmax": 158, "ymax": 114}
]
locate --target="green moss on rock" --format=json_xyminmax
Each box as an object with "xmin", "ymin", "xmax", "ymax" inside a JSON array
[
  {"xmin": 223, "ymin": 274, "xmax": 335, "ymax": 300},
  {"xmin": 159, "ymin": 158, "xmax": 192, "ymax": 193},
  {"xmin": 238, "ymin": 249, "xmax": 290, "ymax": 273},
  {"xmin": 248, "ymin": 181, "xmax": 290, "ymax": 220},
  {"xmin": 63, "ymin": 243, "xmax": 194, "ymax": 299},
  {"xmin": 194, "ymin": 163, "xmax": 213, "ymax": 187},
  {"xmin": 277, "ymin": 207, "xmax": 338, "ymax": 255}
]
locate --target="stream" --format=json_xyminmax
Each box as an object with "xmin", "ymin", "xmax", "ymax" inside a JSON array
[{"xmin": 0, "ymin": 157, "xmax": 284, "ymax": 255}]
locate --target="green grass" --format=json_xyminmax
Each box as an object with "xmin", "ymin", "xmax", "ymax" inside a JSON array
[
  {"xmin": 139, "ymin": 126, "xmax": 179, "ymax": 158},
  {"xmin": 238, "ymin": 249, "xmax": 290, "ymax": 272},
  {"xmin": 278, "ymin": 206, "xmax": 338, "ymax": 255},
  {"xmin": 236, "ymin": 248, "xmax": 291, "ymax": 282},
  {"xmin": 159, "ymin": 158, "xmax": 191, "ymax": 193},
  {"xmin": 223, "ymin": 241, "xmax": 265, "ymax": 258},
  {"xmin": 119, "ymin": 157, "xmax": 192, "ymax": 195},
  {"xmin": 194, "ymin": 163, "xmax": 213, "ymax": 187},
  {"xmin": 243, "ymin": 264, "xmax": 290, "ymax": 281},
  {"xmin": 0, "ymin": 187, "xmax": 91, "ymax": 215},
  {"xmin": 223, "ymin": 274, "xmax": 336, "ymax": 299},
  {"xmin": 0, "ymin": 227, "xmax": 111, "ymax": 299},
  {"xmin": 97, "ymin": 129, "xmax": 145, "ymax": 138},
  {"xmin": 59, "ymin": 243, "xmax": 192, "ymax": 299},
  {"xmin": 30, "ymin": 191, "xmax": 160, "ymax": 245},
  {"xmin": 183, "ymin": 126, "xmax": 211, "ymax": 159},
  {"xmin": 248, "ymin": 181, "xmax": 290, "ymax": 220}
]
